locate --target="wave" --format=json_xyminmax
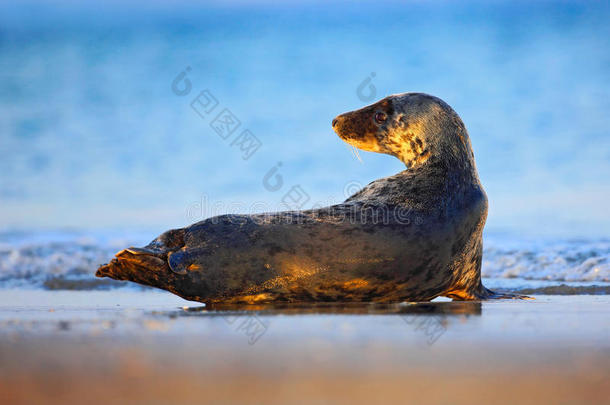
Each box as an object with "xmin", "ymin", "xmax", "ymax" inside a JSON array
[
  {"xmin": 0, "ymin": 230, "xmax": 152, "ymax": 290},
  {"xmin": 482, "ymin": 235, "xmax": 609, "ymax": 282}
]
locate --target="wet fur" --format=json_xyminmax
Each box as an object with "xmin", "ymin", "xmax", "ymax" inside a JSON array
[{"xmin": 97, "ymin": 93, "xmax": 525, "ymax": 303}]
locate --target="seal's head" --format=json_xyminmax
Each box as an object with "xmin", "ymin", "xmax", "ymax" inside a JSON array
[{"xmin": 332, "ymin": 93, "xmax": 475, "ymax": 170}]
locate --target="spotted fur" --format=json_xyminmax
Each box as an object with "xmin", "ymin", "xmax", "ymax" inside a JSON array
[{"xmin": 97, "ymin": 93, "xmax": 528, "ymax": 303}]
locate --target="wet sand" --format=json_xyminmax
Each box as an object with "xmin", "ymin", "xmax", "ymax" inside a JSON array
[{"xmin": 0, "ymin": 290, "xmax": 608, "ymax": 405}]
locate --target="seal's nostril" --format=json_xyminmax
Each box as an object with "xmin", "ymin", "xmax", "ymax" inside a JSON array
[{"xmin": 332, "ymin": 118, "xmax": 338, "ymax": 127}]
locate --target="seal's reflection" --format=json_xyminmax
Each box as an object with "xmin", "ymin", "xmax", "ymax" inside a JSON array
[
  {"xmin": 178, "ymin": 301, "xmax": 482, "ymax": 316},
  {"xmin": 168, "ymin": 302, "xmax": 482, "ymax": 346}
]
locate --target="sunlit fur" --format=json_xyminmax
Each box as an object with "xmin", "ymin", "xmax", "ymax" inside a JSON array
[
  {"xmin": 97, "ymin": 93, "xmax": 530, "ymax": 303},
  {"xmin": 333, "ymin": 93, "xmax": 474, "ymax": 170}
]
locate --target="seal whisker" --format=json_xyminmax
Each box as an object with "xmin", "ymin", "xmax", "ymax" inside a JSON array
[{"xmin": 350, "ymin": 145, "xmax": 363, "ymax": 163}]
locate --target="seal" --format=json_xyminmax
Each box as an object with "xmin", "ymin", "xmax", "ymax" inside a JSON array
[{"xmin": 96, "ymin": 92, "xmax": 525, "ymax": 303}]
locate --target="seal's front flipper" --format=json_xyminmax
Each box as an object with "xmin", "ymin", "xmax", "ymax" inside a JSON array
[
  {"xmin": 482, "ymin": 288, "xmax": 533, "ymax": 300},
  {"xmin": 444, "ymin": 285, "xmax": 533, "ymax": 301}
]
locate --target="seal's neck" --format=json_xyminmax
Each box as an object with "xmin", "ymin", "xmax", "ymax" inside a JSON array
[
  {"xmin": 393, "ymin": 147, "xmax": 483, "ymax": 212},
  {"xmin": 392, "ymin": 132, "xmax": 479, "ymax": 188},
  {"xmin": 384, "ymin": 101, "xmax": 480, "ymax": 185}
]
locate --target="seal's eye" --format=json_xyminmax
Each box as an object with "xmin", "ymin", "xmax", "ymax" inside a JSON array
[{"xmin": 374, "ymin": 112, "xmax": 387, "ymax": 124}]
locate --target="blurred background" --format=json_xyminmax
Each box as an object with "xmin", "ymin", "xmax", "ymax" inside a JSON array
[
  {"xmin": 0, "ymin": 0, "xmax": 609, "ymax": 288},
  {"xmin": 2, "ymin": 0, "xmax": 610, "ymax": 235}
]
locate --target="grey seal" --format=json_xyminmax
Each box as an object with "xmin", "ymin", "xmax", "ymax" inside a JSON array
[{"xmin": 96, "ymin": 93, "xmax": 525, "ymax": 303}]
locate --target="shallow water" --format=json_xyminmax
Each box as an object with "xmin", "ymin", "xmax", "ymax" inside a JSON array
[
  {"xmin": 0, "ymin": 290, "xmax": 608, "ymax": 346},
  {"xmin": 1, "ymin": 290, "xmax": 608, "ymax": 405}
]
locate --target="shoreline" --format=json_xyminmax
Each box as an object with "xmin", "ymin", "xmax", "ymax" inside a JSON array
[{"xmin": 1, "ymin": 290, "xmax": 608, "ymax": 404}]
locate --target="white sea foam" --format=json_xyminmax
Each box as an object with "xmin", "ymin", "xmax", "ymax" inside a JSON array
[
  {"xmin": 0, "ymin": 230, "xmax": 152, "ymax": 290},
  {"xmin": 482, "ymin": 235, "xmax": 610, "ymax": 282}
]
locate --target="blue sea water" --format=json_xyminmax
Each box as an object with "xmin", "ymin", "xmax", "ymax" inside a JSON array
[{"xmin": 0, "ymin": 1, "xmax": 609, "ymax": 290}]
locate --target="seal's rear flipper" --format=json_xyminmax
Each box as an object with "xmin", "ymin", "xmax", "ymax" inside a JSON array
[{"xmin": 95, "ymin": 249, "xmax": 169, "ymax": 285}]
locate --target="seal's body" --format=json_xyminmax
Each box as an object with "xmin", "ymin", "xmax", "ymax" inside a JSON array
[{"xmin": 97, "ymin": 93, "xmax": 517, "ymax": 303}]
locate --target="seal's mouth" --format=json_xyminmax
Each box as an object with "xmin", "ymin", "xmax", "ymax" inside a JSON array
[{"xmin": 332, "ymin": 113, "xmax": 382, "ymax": 153}]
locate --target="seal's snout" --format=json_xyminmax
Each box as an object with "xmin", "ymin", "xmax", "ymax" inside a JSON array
[
  {"xmin": 332, "ymin": 110, "xmax": 382, "ymax": 154},
  {"xmin": 331, "ymin": 114, "xmax": 348, "ymax": 137}
]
